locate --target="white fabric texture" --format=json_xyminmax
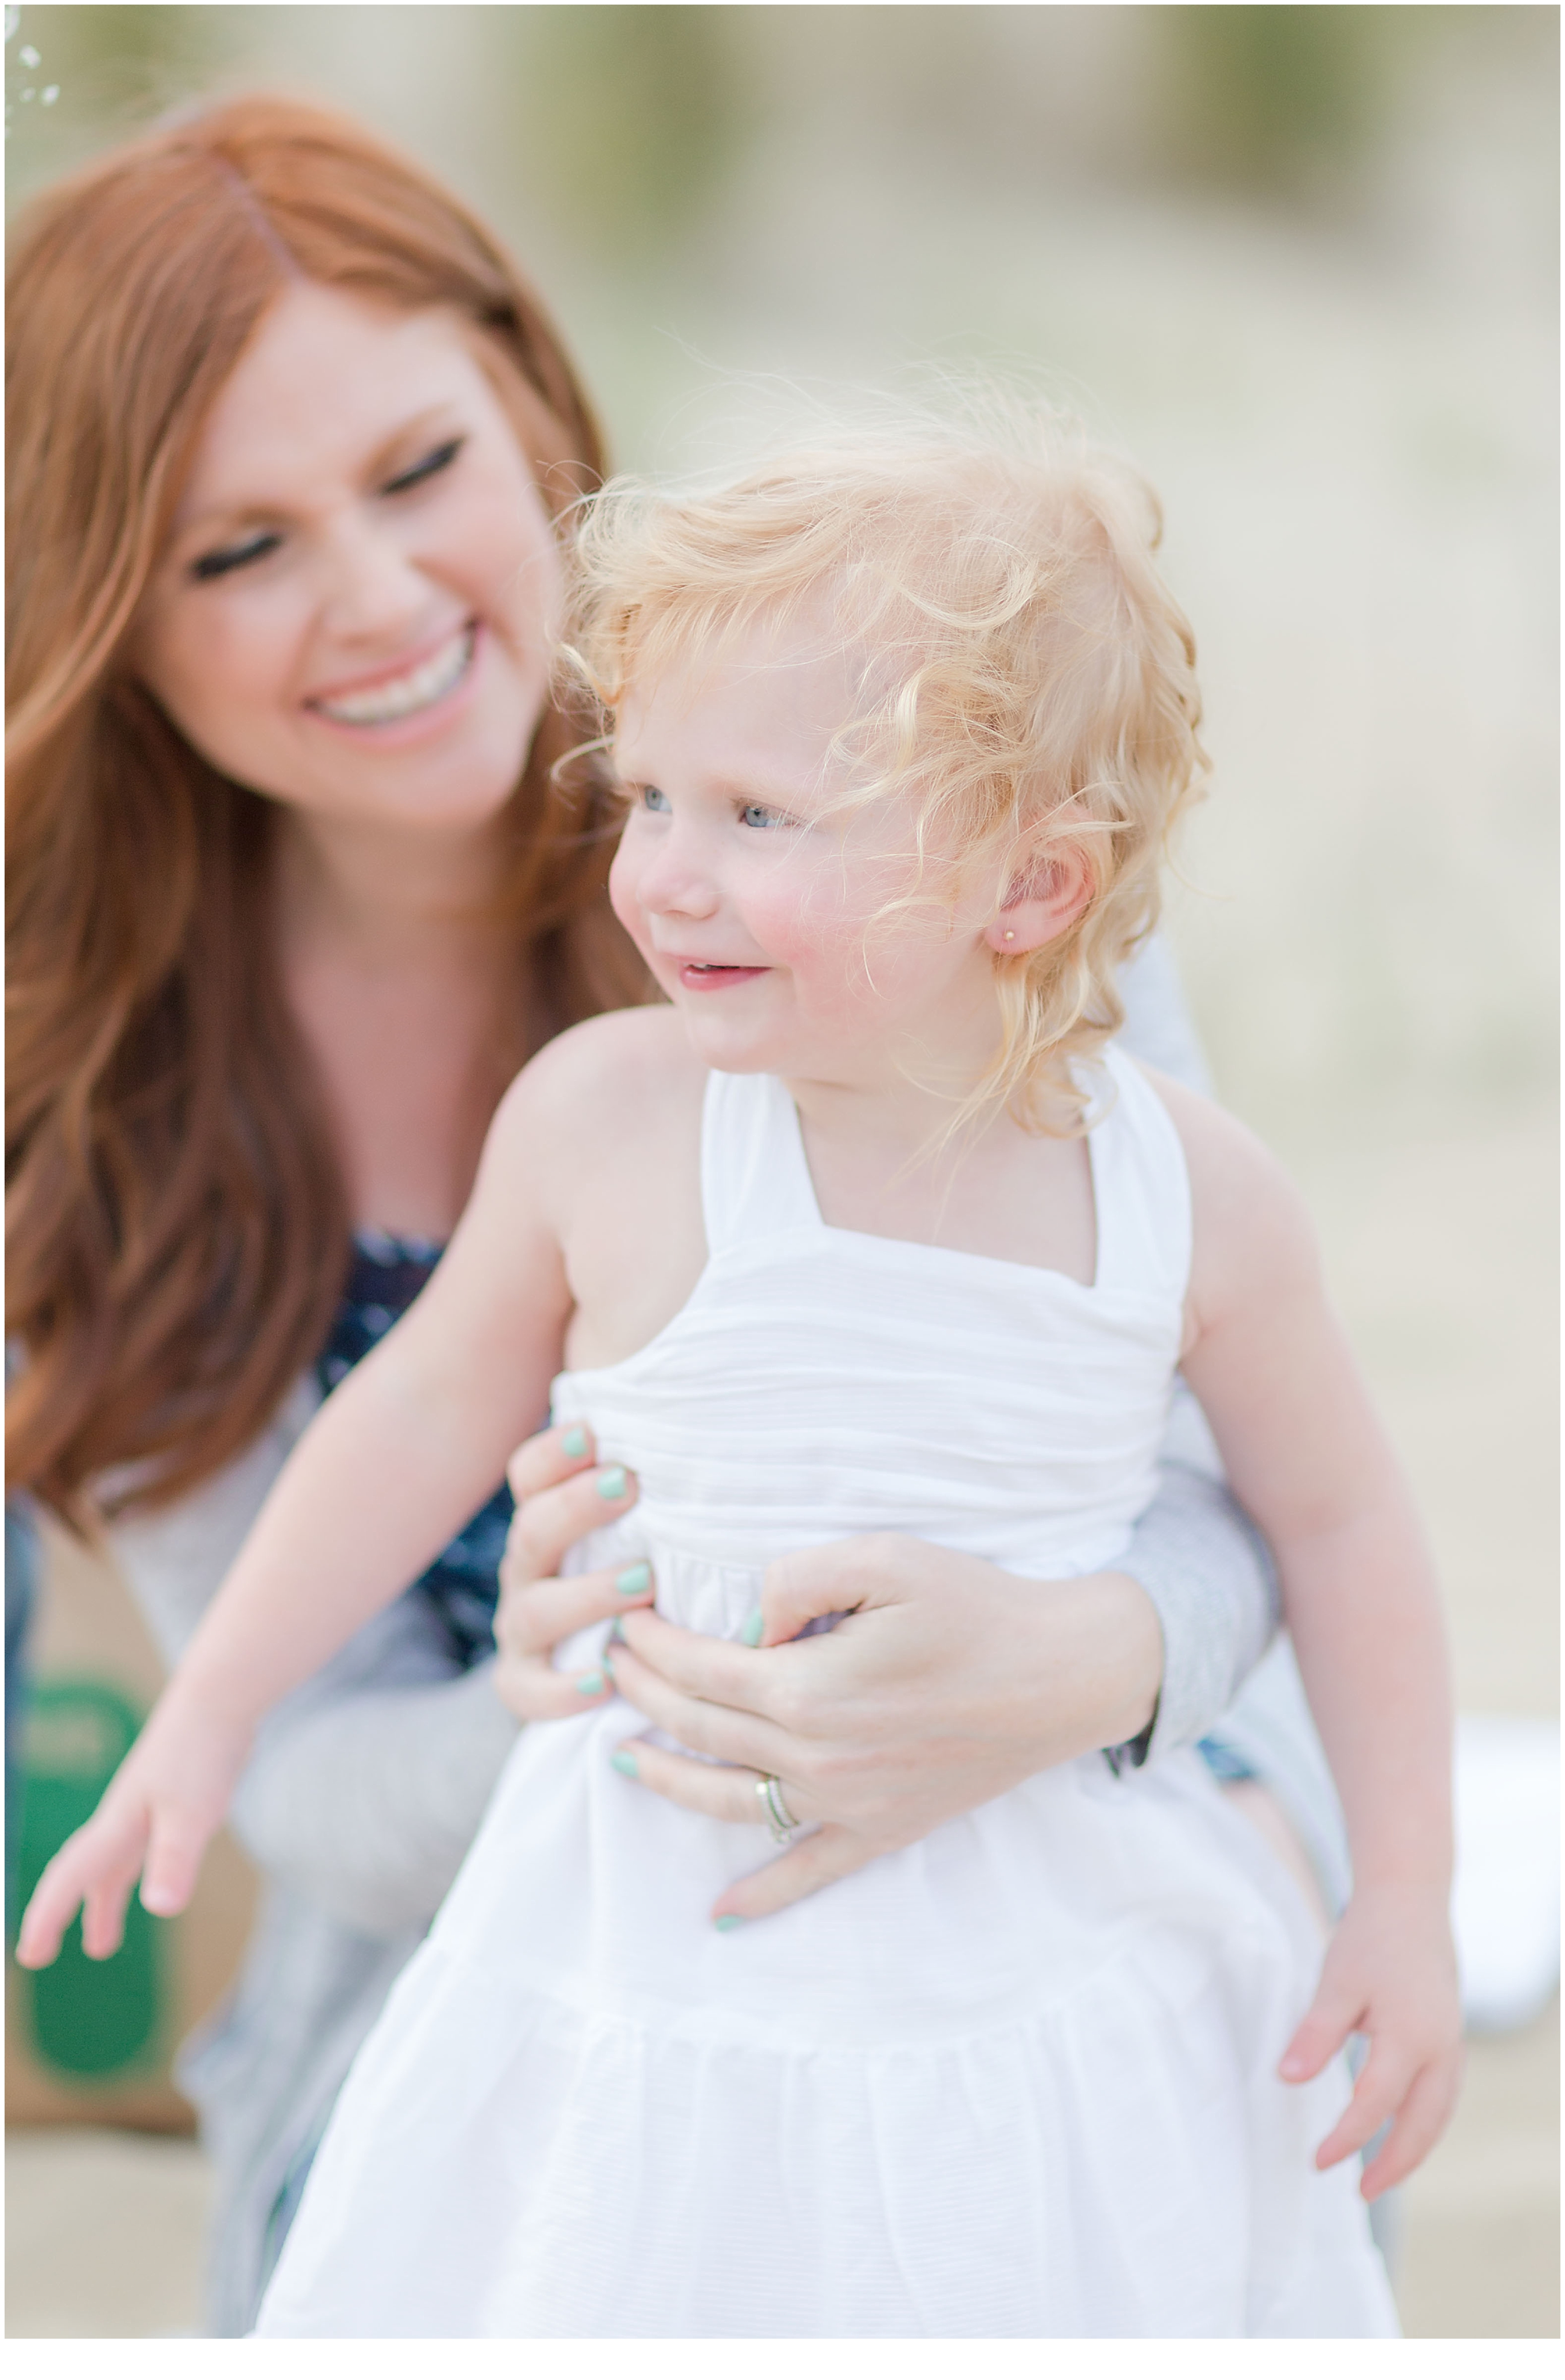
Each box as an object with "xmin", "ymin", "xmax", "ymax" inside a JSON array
[{"xmin": 257, "ymin": 1050, "xmax": 1396, "ymax": 2339}]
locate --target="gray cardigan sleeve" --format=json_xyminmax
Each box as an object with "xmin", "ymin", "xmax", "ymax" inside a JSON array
[
  {"xmin": 1107, "ymin": 937, "xmax": 1282, "ymax": 1762},
  {"xmin": 108, "ymin": 1376, "xmax": 520, "ymax": 1941}
]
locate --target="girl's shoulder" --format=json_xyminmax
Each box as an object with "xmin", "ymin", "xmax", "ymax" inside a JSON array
[
  {"xmin": 488, "ymin": 1006, "xmax": 705, "ymax": 1208},
  {"xmin": 519, "ymin": 1004, "xmax": 702, "ymax": 1120},
  {"xmin": 1131, "ymin": 1060, "xmax": 1324, "ymax": 1335}
]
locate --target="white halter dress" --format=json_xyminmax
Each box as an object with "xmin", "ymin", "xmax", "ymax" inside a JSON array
[{"xmin": 257, "ymin": 1050, "xmax": 1397, "ymax": 2338}]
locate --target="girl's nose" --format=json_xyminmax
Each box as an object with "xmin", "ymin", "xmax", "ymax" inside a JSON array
[{"xmin": 636, "ymin": 829, "xmax": 721, "ymax": 923}]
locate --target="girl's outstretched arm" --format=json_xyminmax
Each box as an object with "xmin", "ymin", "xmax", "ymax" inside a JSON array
[
  {"xmin": 15, "ymin": 1062, "xmax": 575, "ymax": 1971},
  {"xmin": 1165, "ymin": 1072, "xmax": 1462, "ymax": 2199}
]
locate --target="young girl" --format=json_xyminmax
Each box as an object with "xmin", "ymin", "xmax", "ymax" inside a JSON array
[{"xmin": 20, "ymin": 416, "xmax": 1459, "ymax": 2338}]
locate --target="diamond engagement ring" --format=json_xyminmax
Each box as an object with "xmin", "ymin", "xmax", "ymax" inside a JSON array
[{"xmin": 757, "ymin": 1773, "xmax": 800, "ymax": 1845}]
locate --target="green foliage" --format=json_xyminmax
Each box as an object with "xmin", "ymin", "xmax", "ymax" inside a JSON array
[
  {"xmin": 1148, "ymin": 6, "xmax": 1415, "ymax": 197},
  {"xmin": 503, "ymin": 6, "xmax": 751, "ymax": 261}
]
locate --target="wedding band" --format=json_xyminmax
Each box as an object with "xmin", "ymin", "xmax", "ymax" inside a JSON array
[{"xmin": 757, "ymin": 1773, "xmax": 799, "ymax": 1845}]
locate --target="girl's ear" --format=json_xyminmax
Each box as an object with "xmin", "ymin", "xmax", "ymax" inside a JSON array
[{"xmin": 982, "ymin": 842, "xmax": 1094, "ymax": 957}]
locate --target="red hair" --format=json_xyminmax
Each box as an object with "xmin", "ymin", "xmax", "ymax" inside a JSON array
[{"xmin": 7, "ymin": 95, "xmax": 647, "ymax": 1523}]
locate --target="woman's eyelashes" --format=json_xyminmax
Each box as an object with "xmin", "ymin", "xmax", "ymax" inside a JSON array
[
  {"xmin": 379, "ymin": 434, "xmax": 465, "ymax": 497},
  {"xmin": 189, "ymin": 529, "xmax": 283, "ymax": 582},
  {"xmin": 186, "ymin": 438, "xmax": 466, "ymax": 582}
]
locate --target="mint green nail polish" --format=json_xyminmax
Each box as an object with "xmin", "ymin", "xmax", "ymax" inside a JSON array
[
  {"xmin": 616, "ymin": 1561, "xmax": 651, "ymax": 1596},
  {"xmin": 575, "ymin": 1670, "xmax": 606, "ymax": 1695},
  {"xmin": 596, "ymin": 1465, "xmax": 628, "ymax": 1501},
  {"xmin": 561, "ymin": 1425, "xmax": 588, "ymax": 1458},
  {"xmin": 611, "ymin": 1748, "xmax": 639, "ymax": 1778},
  {"xmin": 713, "ymin": 1913, "xmax": 745, "ymax": 1933},
  {"xmin": 740, "ymin": 1609, "xmax": 764, "ymax": 1648}
]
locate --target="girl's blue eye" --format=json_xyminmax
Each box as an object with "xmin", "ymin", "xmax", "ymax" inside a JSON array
[
  {"xmin": 740, "ymin": 803, "xmax": 786, "ymax": 831},
  {"xmin": 640, "ymin": 785, "xmax": 672, "ymax": 814},
  {"xmin": 190, "ymin": 531, "xmax": 283, "ymax": 582}
]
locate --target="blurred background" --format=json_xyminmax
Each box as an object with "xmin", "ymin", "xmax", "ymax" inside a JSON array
[{"xmin": 6, "ymin": 3, "xmax": 1557, "ymax": 2341}]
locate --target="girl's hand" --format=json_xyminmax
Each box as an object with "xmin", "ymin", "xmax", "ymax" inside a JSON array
[
  {"xmin": 601, "ymin": 1534, "xmax": 1164, "ymax": 1923},
  {"xmin": 15, "ymin": 1697, "xmax": 249, "ymax": 1969},
  {"xmin": 492, "ymin": 1423, "xmax": 654, "ymax": 1715},
  {"xmin": 1279, "ymin": 1887, "xmax": 1464, "ymax": 2197}
]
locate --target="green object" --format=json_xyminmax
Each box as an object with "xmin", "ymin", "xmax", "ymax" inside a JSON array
[
  {"xmin": 595, "ymin": 1466, "xmax": 628, "ymax": 1501},
  {"xmin": 740, "ymin": 1610, "xmax": 764, "ymax": 1648},
  {"xmin": 610, "ymin": 1749, "xmax": 639, "ymax": 1779},
  {"xmin": 713, "ymin": 1914, "xmax": 745, "ymax": 1933},
  {"xmin": 560, "ymin": 1425, "xmax": 589, "ymax": 1459},
  {"xmin": 574, "ymin": 1670, "xmax": 606, "ymax": 1696},
  {"xmin": 614, "ymin": 1563, "xmax": 652, "ymax": 1597},
  {"xmin": 14, "ymin": 1679, "xmax": 165, "ymax": 2082}
]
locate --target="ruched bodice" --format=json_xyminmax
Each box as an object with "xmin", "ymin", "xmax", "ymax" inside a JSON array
[
  {"xmin": 258, "ymin": 1051, "xmax": 1396, "ymax": 2341},
  {"xmin": 551, "ymin": 1051, "xmax": 1190, "ymax": 1596}
]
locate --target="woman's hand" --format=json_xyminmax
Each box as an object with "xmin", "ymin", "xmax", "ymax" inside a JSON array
[
  {"xmin": 492, "ymin": 1423, "xmax": 655, "ymax": 1715},
  {"xmin": 602, "ymin": 1538, "xmax": 1163, "ymax": 1922},
  {"xmin": 493, "ymin": 1426, "xmax": 1165, "ymax": 1922}
]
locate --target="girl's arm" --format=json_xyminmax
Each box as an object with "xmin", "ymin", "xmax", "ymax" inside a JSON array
[
  {"xmin": 17, "ymin": 1069, "xmax": 572, "ymax": 1969},
  {"xmin": 1169, "ymin": 1074, "xmax": 1462, "ymax": 2196},
  {"xmin": 111, "ymin": 1378, "xmax": 520, "ymax": 1939}
]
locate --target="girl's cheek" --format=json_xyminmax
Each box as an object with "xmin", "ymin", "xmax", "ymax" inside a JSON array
[{"xmin": 607, "ymin": 835, "xmax": 650, "ymax": 949}]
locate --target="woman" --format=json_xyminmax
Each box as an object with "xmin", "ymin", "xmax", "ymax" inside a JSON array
[{"xmin": 6, "ymin": 97, "xmax": 1303, "ymax": 2335}]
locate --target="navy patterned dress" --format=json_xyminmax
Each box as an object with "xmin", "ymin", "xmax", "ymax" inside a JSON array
[{"xmin": 315, "ymin": 1229, "xmax": 514, "ymax": 1667}]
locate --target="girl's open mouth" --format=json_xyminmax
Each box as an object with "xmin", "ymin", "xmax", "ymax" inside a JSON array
[{"xmin": 677, "ymin": 962, "xmax": 769, "ymax": 991}]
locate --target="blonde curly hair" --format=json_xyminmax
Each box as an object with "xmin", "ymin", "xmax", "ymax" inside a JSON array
[{"xmin": 561, "ymin": 406, "xmax": 1208, "ymax": 1133}]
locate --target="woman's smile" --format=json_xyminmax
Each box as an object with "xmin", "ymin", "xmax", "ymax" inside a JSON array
[
  {"xmin": 307, "ymin": 620, "xmax": 480, "ymax": 738},
  {"xmin": 133, "ymin": 284, "xmax": 562, "ymax": 838}
]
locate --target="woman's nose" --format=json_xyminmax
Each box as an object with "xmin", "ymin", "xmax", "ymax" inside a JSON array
[{"xmin": 316, "ymin": 514, "xmax": 433, "ymax": 643}]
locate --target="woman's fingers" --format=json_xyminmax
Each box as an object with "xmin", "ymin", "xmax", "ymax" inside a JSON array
[
  {"xmin": 758, "ymin": 1536, "xmax": 905, "ymax": 1646},
  {"xmin": 496, "ymin": 1564, "xmax": 657, "ymax": 1663},
  {"xmin": 504, "ymin": 1418, "xmax": 597, "ymax": 1504},
  {"xmin": 498, "ymin": 1651, "xmax": 617, "ymax": 1722},
  {"xmin": 491, "ymin": 1560, "xmax": 658, "ymax": 1722},
  {"xmin": 604, "ymin": 1634, "xmax": 792, "ymax": 1776},
  {"xmin": 713, "ymin": 1825, "xmax": 883, "ymax": 1923},
  {"xmin": 612, "ymin": 1736, "xmax": 820, "ymax": 1831},
  {"xmin": 611, "ymin": 1738, "xmax": 772, "ymax": 1826},
  {"xmin": 500, "ymin": 1457, "xmax": 639, "ymax": 1592},
  {"xmin": 610, "ymin": 1605, "xmax": 792, "ymax": 1727}
]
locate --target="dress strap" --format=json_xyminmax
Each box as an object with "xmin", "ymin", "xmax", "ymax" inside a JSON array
[
  {"xmin": 1083, "ymin": 1044, "xmax": 1193, "ymax": 1305},
  {"xmin": 700, "ymin": 1070, "xmax": 821, "ymax": 1257}
]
